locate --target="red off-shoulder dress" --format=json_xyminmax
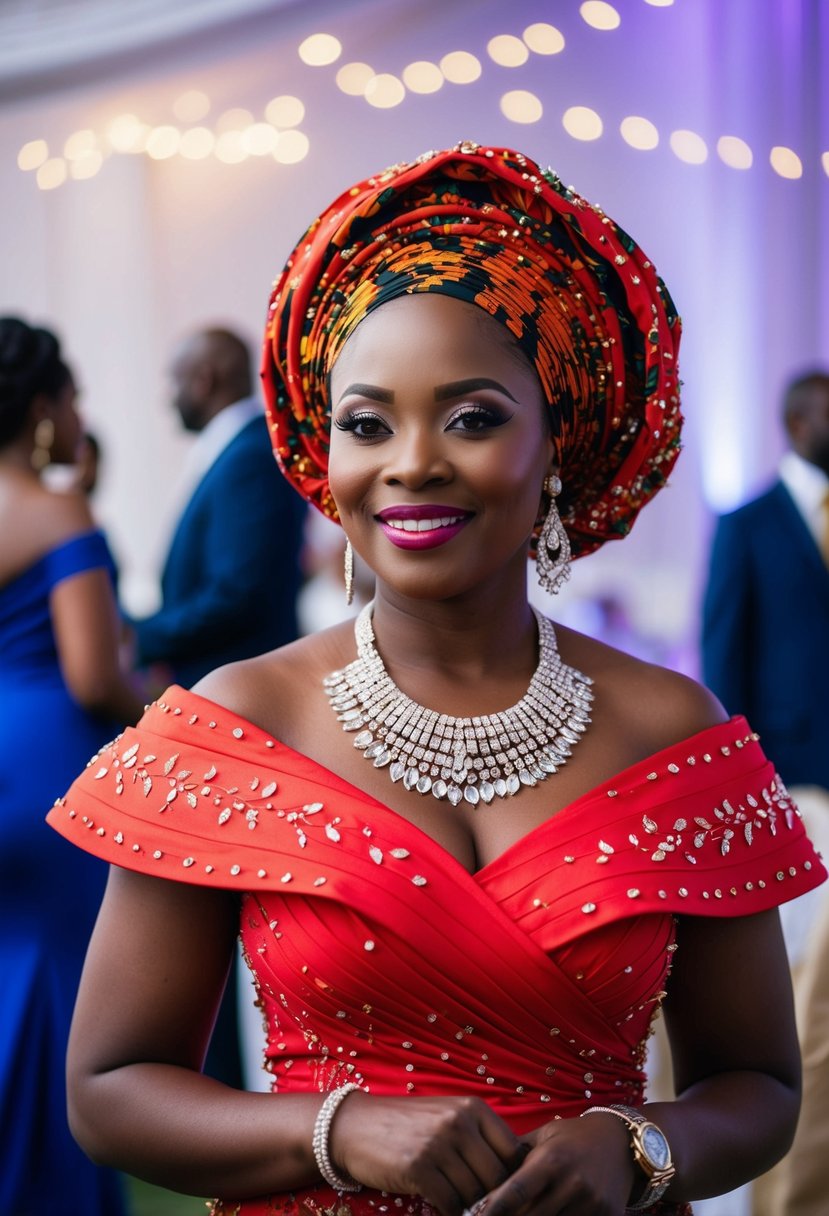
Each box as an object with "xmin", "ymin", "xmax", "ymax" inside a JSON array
[{"xmin": 48, "ymin": 688, "xmax": 826, "ymax": 1216}]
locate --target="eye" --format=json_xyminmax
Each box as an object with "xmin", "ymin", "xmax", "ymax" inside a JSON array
[
  {"xmin": 333, "ymin": 410, "xmax": 391, "ymax": 440},
  {"xmin": 446, "ymin": 404, "xmax": 509, "ymax": 433}
]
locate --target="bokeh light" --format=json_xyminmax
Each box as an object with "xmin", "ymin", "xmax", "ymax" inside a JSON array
[
  {"xmin": 523, "ymin": 23, "xmax": 565, "ymax": 54},
  {"xmin": 265, "ymin": 95, "xmax": 305, "ymax": 128},
  {"xmin": 669, "ymin": 129, "xmax": 708, "ymax": 164},
  {"xmin": 336, "ymin": 62, "xmax": 374, "ymax": 95},
  {"xmin": 620, "ymin": 116, "xmax": 659, "ymax": 150},
  {"xmin": 69, "ymin": 151, "xmax": 103, "ymax": 180},
  {"xmin": 64, "ymin": 130, "xmax": 97, "ymax": 160},
  {"xmin": 365, "ymin": 74, "xmax": 406, "ymax": 108},
  {"xmin": 717, "ymin": 135, "xmax": 753, "ymax": 169},
  {"xmin": 179, "ymin": 127, "xmax": 215, "ymax": 160},
  {"xmin": 146, "ymin": 126, "xmax": 180, "ymax": 159},
  {"xmin": 274, "ymin": 130, "xmax": 310, "ymax": 164},
  {"xmin": 106, "ymin": 114, "xmax": 147, "ymax": 153},
  {"xmin": 242, "ymin": 123, "xmax": 279, "ymax": 155},
  {"xmin": 822, "ymin": 152, "xmax": 829, "ymax": 178},
  {"xmin": 439, "ymin": 51, "xmax": 481, "ymax": 84},
  {"xmin": 36, "ymin": 158, "xmax": 67, "ymax": 190},
  {"xmin": 563, "ymin": 105, "xmax": 603, "ymax": 141},
  {"xmin": 402, "ymin": 61, "xmax": 443, "ymax": 93},
  {"xmin": 500, "ymin": 90, "xmax": 543, "ymax": 123},
  {"xmin": 487, "ymin": 35, "xmax": 529, "ymax": 67},
  {"xmin": 17, "ymin": 139, "xmax": 48, "ymax": 171},
  {"xmin": 770, "ymin": 145, "xmax": 802, "ymax": 178},
  {"xmin": 216, "ymin": 108, "xmax": 253, "ymax": 134},
  {"xmin": 298, "ymin": 33, "xmax": 342, "ymax": 66},
  {"xmin": 580, "ymin": 2, "xmax": 621, "ymax": 31},
  {"xmin": 643, "ymin": 0, "xmax": 674, "ymax": 6},
  {"xmin": 173, "ymin": 90, "xmax": 210, "ymax": 123},
  {"xmin": 215, "ymin": 131, "xmax": 248, "ymax": 164}
]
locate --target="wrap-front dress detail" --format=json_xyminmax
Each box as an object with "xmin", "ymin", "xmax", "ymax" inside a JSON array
[{"xmin": 47, "ymin": 687, "xmax": 826, "ymax": 1216}]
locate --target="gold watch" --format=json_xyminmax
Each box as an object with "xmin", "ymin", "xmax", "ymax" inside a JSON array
[{"xmin": 580, "ymin": 1103, "xmax": 675, "ymax": 1210}]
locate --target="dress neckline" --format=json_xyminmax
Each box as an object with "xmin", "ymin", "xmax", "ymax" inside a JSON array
[
  {"xmin": 161, "ymin": 685, "xmax": 741, "ymax": 881},
  {"xmin": 0, "ymin": 528, "xmax": 104, "ymax": 595}
]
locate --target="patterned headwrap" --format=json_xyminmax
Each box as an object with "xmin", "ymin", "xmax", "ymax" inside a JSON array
[{"xmin": 262, "ymin": 141, "xmax": 682, "ymax": 558}]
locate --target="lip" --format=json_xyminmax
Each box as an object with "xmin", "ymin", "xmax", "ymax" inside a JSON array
[{"xmin": 375, "ymin": 504, "xmax": 474, "ymax": 551}]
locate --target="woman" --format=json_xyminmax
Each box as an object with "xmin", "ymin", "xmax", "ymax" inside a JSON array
[
  {"xmin": 49, "ymin": 145, "xmax": 824, "ymax": 1215},
  {"xmin": 0, "ymin": 317, "xmax": 144, "ymax": 1213}
]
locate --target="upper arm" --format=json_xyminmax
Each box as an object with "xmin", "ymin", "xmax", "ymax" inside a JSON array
[
  {"xmin": 50, "ymin": 564, "xmax": 123, "ymax": 705},
  {"xmin": 664, "ymin": 909, "xmax": 800, "ymax": 1096},
  {"xmin": 68, "ymin": 866, "xmax": 239, "ymax": 1082}
]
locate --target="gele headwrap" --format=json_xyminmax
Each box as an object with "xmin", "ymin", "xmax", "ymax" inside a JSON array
[{"xmin": 262, "ymin": 141, "xmax": 682, "ymax": 558}]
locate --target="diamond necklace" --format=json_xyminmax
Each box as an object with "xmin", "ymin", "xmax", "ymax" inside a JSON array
[{"xmin": 323, "ymin": 602, "xmax": 594, "ymax": 806}]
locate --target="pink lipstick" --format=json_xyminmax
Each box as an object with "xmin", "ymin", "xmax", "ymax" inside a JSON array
[{"xmin": 376, "ymin": 504, "xmax": 473, "ymax": 551}]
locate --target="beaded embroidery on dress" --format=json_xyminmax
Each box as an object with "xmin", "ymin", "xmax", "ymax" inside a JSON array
[{"xmin": 324, "ymin": 603, "xmax": 593, "ymax": 805}]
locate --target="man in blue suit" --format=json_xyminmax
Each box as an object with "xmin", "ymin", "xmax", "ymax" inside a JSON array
[
  {"xmin": 702, "ymin": 370, "xmax": 829, "ymax": 790},
  {"xmin": 132, "ymin": 326, "xmax": 307, "ymax": 689}
]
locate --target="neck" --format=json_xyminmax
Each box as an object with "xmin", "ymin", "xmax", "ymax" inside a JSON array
[
  {"xmin": 0, "ymin": 443, "xmax": 40, "ymax": 479},
  {"xmin": 368, "ymin": 568, "xmax": 542, "ymax": 696}
]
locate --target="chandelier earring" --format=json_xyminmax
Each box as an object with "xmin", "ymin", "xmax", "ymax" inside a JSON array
[
  {"xmin": 344, "ymin": 538, "xmax": 355, "ymax": 606},
  {"xmin": 31, "ymin": 418, "xmax": 55, "ymax": 473},
  {"xmin": 536, "ymin": 473, "xmax": 572, "ymax": 596}
]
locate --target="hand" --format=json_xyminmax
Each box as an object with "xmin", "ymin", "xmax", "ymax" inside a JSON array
[
  {"xmin": 481, "ymin": 1113, "xmax": 636, "ymax": 1216},
  {"xmin": 330, "ymin": 1094, "xmax": 526, "ymax": 1216}
]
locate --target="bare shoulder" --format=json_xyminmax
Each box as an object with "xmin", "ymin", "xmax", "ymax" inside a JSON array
[
  {"xmin": 557, "ymin": 623, "xmax": 728, "ymax": 758},
  {"xmin": 192, "ymin": 621, "xmax": 356, "ymax": 744},
  {"xmin": 32, "ymin": 486, "xmax": 96, "ymax": 545}
]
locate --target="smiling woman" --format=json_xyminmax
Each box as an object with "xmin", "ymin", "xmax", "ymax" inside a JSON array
[{"xmin": 47, "ymin": 143, "xmax": 824, "ymax": 1216}]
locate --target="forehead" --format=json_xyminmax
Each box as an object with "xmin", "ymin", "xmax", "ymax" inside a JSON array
[{"xmin": 329, "ymin": 293, "xmax": 536, "ymax": 387}]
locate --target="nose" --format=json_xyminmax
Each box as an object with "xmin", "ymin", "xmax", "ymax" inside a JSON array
[{"xmin": 383, "ymin": 425, "xmax": 453, "ymax": 490}]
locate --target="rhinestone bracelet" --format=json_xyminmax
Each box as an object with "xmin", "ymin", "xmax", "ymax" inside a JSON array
[{"xmin": 312, "ymin": 1082, "xmax": 363, "ymax": 1192}]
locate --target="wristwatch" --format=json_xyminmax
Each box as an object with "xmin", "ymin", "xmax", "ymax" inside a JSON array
[{"xmin": 580, "ymin": 1103, "xmax": 675, "ymax": 1210}]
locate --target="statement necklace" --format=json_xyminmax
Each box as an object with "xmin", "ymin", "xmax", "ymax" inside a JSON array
[{"xmin": 323, "ymin": 603, "xmax": 594, "ymax": 806}]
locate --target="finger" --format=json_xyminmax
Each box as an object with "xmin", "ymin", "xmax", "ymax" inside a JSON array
[
  {"xmin": 458, "ymin": 1138, "xmax": 518, "ymax": 1197},
  {"xmin": 420, "ymin": 1164, "xmax": 476, "ymax": 1216},
  {"xmin": 477, "ymin": 1105, "xmax": 524, "ymax": 1168},
  {"xmin": 481, "ymin": 1158, "xmax": 552, "ymax": 1216}
]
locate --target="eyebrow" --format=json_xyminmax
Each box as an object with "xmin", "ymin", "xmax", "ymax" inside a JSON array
[{"xmin": 337, "ymin": 377, "xmax": 519, "ymax": 405}]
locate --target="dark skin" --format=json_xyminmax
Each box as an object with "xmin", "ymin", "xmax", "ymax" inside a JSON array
[{"xmin": 67, "ymin": 295, "xmax": 801, "ymax": 1213}]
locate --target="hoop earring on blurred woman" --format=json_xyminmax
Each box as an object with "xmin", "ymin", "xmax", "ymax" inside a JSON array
[
  {"xmin": 536, "ymin": 474, "xmax": 571, "ymax": 595},
  {"xmin": 31, "ymin": 418, "xmax": 54, "ymax": 472}
]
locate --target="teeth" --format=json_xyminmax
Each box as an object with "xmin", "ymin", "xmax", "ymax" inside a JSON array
[{"xmin": 386, "ymin": 516, "xmax": 463, "ymax": 532}]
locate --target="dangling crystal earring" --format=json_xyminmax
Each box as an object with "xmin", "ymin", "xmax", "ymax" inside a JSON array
[
  {"xmin": 536, "ymin": 473, "xmax": 572, "ymax": 595},
  {"xmin": 31, "ymin": 418, "xmax": 55, "ymax": 472},
  {"xmin": 344, "ymin": 538, "xmax": 354, "ymax": 606}
]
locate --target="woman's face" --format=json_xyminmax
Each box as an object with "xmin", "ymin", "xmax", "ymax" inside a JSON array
[{"xmin": 328, "ymin": 293, "xmax": 554, "ymax": 603}]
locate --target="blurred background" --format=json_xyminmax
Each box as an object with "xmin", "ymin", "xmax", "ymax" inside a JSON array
[{"xmin": 2, "ymin": 0, "xmax": 827, "ymax": 666}]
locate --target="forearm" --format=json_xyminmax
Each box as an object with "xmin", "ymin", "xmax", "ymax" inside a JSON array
[
  {"xmin": 71, "ymin": 1063, "xmax": 324, "ymax": 1197},
  {"xmin": 645, "ymin": 1069, "xmax": 799, "ymax": 1202}
]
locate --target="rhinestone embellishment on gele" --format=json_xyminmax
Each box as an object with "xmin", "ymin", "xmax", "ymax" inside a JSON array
[{"xmin": 324, "ymin": 602, "xmax": 593, "ymax": 804}]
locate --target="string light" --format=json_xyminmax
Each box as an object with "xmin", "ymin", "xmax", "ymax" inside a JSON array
[
  {"xmin": 500, "ymin": 90, "xmax": 542, "ymax": 123},
  {"xmin": 563, "ymin": 106, "xmax": 603, "ymax": 140},
  {"xmin": 264, "ymin": 95, "xmax": 305, "ymax": 127},
  {"xmin": 298, "ymin": 33, "xmax": 341, "ymax": 66},
  {"xmin": 70, "ymin": 151, "xmax": 103, "ymax": 180},
  {"xmin": 487, "ymin": 35, "xmax": 529, "ymax": 67},
  {"xmin": 364, "ymin": 74, "xmax": 405, "ymax": 108},
  {"xmin": 620, "ymin": 116, "xmax": 659, "ymax": 150},
  {"xmin": 522, "ymin": 23, "xmax": 565, "ymax": 54},
  {"xmin": 146, "ymin": 126, "xmax": 180, "ymax": 159},
  {"xmin": 717, "ymin": 135, "xmax": 753, "ymax": 169},
  {"xmin": 439, "ymin": 51, "xmax": 481, "ymax": 84},
  {"xmin": 402, "ymin": 61, "xmax": 443, "ymax": 93},
  {"xmin": 274, "ymin": 130, "xmax": 309, "ymax": 164},
  {"xmin": 337, "ymin": 63, "xmax": 375, "ymax": 95},
  {"xmin": 173, "ymin": 90, "xmax": 210, "ymax": 122},
  {"xmin": 36, "ymin": 158, "xmax": 67, "ymax": 190},
  {"xmin": 64, "ymin": 130, "xmax": 97, "ymax": 160},
  {"xmin": 770, "ymin": 146, "xmax": 802, "ymax": 178},
  {"xmin": 179, "ymin": 127, "xmax": 215, "ymax": 159},
  {"xmin": 670, "ymin": 129, "xmax": 708, "ymax": 164},
  {"xmin": 17, "ymin": 140, "xmax": 48, "ymax": 171},
  {"xmin": 580, "ymin": 2, "xmax": 621, "ymax": 31}
]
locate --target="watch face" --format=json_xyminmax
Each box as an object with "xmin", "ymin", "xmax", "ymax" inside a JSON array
[{"xmin": 641, "ymin": 1124, "xmax": 671, "ymax": 1170}]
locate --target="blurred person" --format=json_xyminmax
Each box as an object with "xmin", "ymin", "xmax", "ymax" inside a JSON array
[
  {"xmin": 702, "ymin": 370, "xmax": 829, "ymax": 791},
  {"xmin": 128, "ymin": 325, "xmax": 307, "ymax": 1090},
  {"xmin": 74, "ymin": 429, "xmax": 102, "ymax": 496},
  {"xmin": 48, "ymin": 144, "xmax": 824, "ymax": 1216},
  {"xmin": 702, "ymin": 370, "xmax": 829, "ymax": 1216},
  {"xmin": 129, "ymin": 326, "xmax": 306, "ymax": 691},
  {"xmin": 0, "ymin": 316, "xmax": 144, "ymax": 1214}
]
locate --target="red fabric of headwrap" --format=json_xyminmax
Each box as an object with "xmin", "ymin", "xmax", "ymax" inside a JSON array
[{"xmin": 262, "ymin": 142, "xmax": 682, "ymax": 558}]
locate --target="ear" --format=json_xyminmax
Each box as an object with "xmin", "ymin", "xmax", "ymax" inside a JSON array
[{"xmin": 29, "ymin": 392, "xmax": 55, "ymax": 424}]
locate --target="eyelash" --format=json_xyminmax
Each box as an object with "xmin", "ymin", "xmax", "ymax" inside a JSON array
[{"xmin": 333, "ymin": 404, "xmax": 508, "ymax": 440}]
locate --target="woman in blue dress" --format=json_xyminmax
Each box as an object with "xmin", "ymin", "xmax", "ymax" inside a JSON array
[{"xmin": 0, "ymin": 317, "xmax": 145, "ymax": 1213}]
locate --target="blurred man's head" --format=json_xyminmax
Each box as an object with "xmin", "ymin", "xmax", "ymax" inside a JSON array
[
  {"xmin": 783, "ymin": 371, "xmax": 829, "ymax": 476},
  {"xmin": 170, "ymin": 327, "xmax": 253, "ymax": 433}
]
